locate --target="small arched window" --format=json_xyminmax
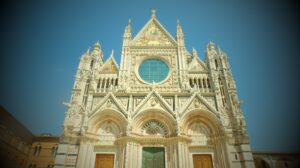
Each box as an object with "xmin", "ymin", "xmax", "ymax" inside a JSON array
[
  {"xmin": 34, "ymin": 144, "xmax": 41, "ymax": 156},
  {"xmin": 189, "ymin": 78, "xmax": 193, "ymax": 87},
  {"xmin": 90, "ymin": 59, "xmax": 94, "ymax": 69},
  {"xmin": 198, "ymin": 79, "xmax": 202, "ymax": 88},
  {"xmin": 215, "ymin": 59, "xmax": 218, "ymax": 69},
  {"xmin": 101, "ymin": 79, "xmax": 106, "ymax": 88},
  {"xmin": 97, "ymin": 79, "xmax": 101, "ymax": 89},
  {"xmin": 207, "ymin": 78, "xmax": 211, "ymax": 88},
  {"xmin": 51, "ymin": 145, "xmax": 58, "ymax": 157},
  {"xmin": 115, "ymin": 78, "xmax": 118, "ymax": 86}
]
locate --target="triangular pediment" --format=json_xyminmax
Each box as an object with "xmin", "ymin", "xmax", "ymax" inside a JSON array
[
  {"xmin": 99, "ymin": 56, "xmax": 119, "ymax": 74},
  {"xmin": 132, "ymin": 90, "xmax": 175, "ymax": 118},
  {"xmin": 131, "ymin": 17, "xmax": 177, "ymax": 47},
  {"xmin": 180, "ymin": 93, "xmax": 218, "ymax": 117},
  {"xmin": 188, "ymin": 56, "xmax": 208, "ymax": 72},
  {"xmin": 90, "ymin": 93, "xmax": 127, "ymax": 118}
]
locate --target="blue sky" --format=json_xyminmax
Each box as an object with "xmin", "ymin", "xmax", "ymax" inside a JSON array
[{"xmin": 0, "ymin": 0, "xmax": 299, "ymax": 152}]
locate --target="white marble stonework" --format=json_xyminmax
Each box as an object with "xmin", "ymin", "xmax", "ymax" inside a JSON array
[{"xmin": 54, "ymin": 11, "xmax": 255, "ymax": 168}]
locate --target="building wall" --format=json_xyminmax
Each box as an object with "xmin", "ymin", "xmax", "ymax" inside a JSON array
[
  {"xmin": 27, "ymin": 136, "xmax": 59, "ymax": 168},
  {"xmin": 54, "ymin": 12, "xmax": 255, "ymax": 168},
  {"xmin": 0, "ymin": 106, "xmax": 59, "ymax": 168},
  {"xmin": 253, "ymin": 152, "xmax": 300, "ymax": 168},
  {"xmin": 0, "ymin": 106, "xmax": 34, "ymax": 168}
]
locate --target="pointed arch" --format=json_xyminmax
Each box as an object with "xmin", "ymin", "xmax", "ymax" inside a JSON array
[
  {"xmin": 131, "ymin": 109, "xmax": 177, "ymax": 136},
  {"xmin": 132, "ymin": 90, "xmax": 174, "ymax": 118},
  {"xmin": 88, "ymin": 109, "xmax": 128, "ymax": 135},
  {"xmin": 90, "ymin": 92, "xmax": 127, "ymax": 118},
  {"xmin": 180, "ymin": 109, "xmax": 224, "ymax": 136}
]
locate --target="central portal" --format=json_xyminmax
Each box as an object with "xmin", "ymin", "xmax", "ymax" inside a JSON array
[{"xmin": 142, "ymin": 147, "xmax": 165, "ymax": 168}]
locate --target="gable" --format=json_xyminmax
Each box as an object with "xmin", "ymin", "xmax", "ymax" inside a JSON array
[
  {"xmin": 90, "ymin": 93, "xmax": 127, "ymax": 118},
  {"xmin": 179, "ymin": 93, "xmax": 218, "ymax": 117},
  {"xmin": 132, "ymin": 18, "xmax": 177, "ymax": 47},
  {"xmin": 188, "ymin": 56, "xmax": 208, "ymax": 72},
  {"xmin": 100, "ymin": 57, "xmax": 119, "ymax": 74},
  {"xmin": 132, "ymin": 90, "xmax": 174, "ymax": 118}
]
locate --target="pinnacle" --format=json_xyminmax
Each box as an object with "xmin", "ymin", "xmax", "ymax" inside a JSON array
[
  {"xmin": 151, "ymin": 8, "xmax": 156, "ymax": 18},
  {"xmin": 94, "ymin": 41, "xmax": 101, "ymax": 49},
  {"xmin": 110, "ymin": 49, "xmax": 114, "ymax": 58}
]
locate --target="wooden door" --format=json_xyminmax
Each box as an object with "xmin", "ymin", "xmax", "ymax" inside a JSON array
[
  {"xmin": 142, "ymin": 147, "xmax": 165, "ymax": 168},
  {"xmin": 94, "ymin": 154, "xmax": 114, "ymax": 168},
  {"xmin": 193, "ymin": 154, "xmax": 213, "ymax": 168}
]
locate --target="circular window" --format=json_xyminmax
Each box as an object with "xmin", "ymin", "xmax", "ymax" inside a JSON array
[{"xmin": 138, "ymin": 59, "xmax": 169, "ymax": 83}]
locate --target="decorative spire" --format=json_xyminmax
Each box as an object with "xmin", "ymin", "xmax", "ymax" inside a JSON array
[
  {"xmin": 86, "ymin": 47, "xmax": 90, "ymax": 55},
  {"xmin": 192, "ymin": 48, "xmax": 198, "ymax": 57},
  {"xmin": 218, "ymin": 46, "xmax": 222, "ymax": 54},
  {"xmin": 176, "ymin": 19, "xmax": 184, "ymax": 46},
  {"xmin": 151, "ymin": 8, "xmax": 156, "ymax": 18},
  {"xmin": 176, "ymin": 19, "xmax": 184, "ymax": 36},
  {"xmin": 109, "ymin": 49, "xmax": 114, "ymax": 58},
  {"xmin": 123, "ymin": 19, "xmax": 132, "ymax": 39},
  {"xmin": 207, "ymin": 41, "xmax": 215, "ymax": 51},
  {"xmin": 93, "ymin": 41, "xmax": 101, "ymax": 51}
]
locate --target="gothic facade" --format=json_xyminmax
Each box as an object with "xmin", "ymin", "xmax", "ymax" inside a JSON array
[{"xmin": 54, "ymin": 11, "xmax": 255, "ymax": 168}]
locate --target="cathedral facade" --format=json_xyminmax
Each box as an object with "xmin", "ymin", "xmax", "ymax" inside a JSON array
[{"xmin": 54, "ymin": 11, "xmax": 255, "ymax": 168}]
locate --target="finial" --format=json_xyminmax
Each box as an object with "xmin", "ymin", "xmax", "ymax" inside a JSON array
[
  {"xmin": 208, "ymin": 41, "xmax": 216, "ymax": 50},
  {"xmin": 192, "ymin": 48, "xmax": 198, "ymax": 57},
  {"xmin": 86, "ymin": 47, "xmax": 90, "ymax": 54},
  {"xmin": 128, "ymin": 18, "xmax": 131, "ymax": 24},
  {"xmin": 151, "ymin": 8, "xmax": 156, "ymax": 18},
  {"xmin": 177, "ymin": 19, "xmax": 180, "ymax": 25},
  {"xmin": 93, "ymin": 41, "xmax": 101, "ymax": 51},
  {"xmin": 94, "ymin": 40, "xmax": 100, "ymax": 48},
  {"xmin": 218, "ymin": 46, "xmax": 222, "ymax": 53},
  {"xmin": 192, "ymin": 47, "xmax": 196, "ymax": 53},
  {"xmin": 110, "ymin": 49, "xmax": 114, "ymax": 58}
]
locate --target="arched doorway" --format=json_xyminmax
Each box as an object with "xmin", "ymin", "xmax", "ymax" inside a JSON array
[{"xmin": 181, "ymin": 109, "xmax": 226, "ymax": 168}]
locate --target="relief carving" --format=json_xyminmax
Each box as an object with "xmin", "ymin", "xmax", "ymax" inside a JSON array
[{"xmin": 134, "ymin": 22, "xmax": 174, "ymax": 46}]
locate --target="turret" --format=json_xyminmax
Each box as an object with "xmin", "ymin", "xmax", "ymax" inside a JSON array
[
  {"xmin": 90, "ymin": 41, "xmax": 104, "ymax": 69},
  {"xmin": 205, "ymin": 41, "xmax": 218, "ymax": 69},
  {"xmin": 176, "ymin": 20, "xmax": 185, "ymax": 47},
  {"xmin": 119, "ymin": 19, "xmax": 132, "ymax": 89},
  {"xmin": 205, "ymin": 41, "xmax": 246, "ymax": 134},
  {"xmin": 123, "ymin": 19, "xmax": 132, "ymax": 46},
  {"xmin": 176, "ymin": 20, "xmax": 189, "ymax": 90}
]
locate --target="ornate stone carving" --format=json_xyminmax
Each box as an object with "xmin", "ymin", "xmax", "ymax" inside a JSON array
[
  {"xmin": 58, "ymin": 12, "xmax": 255, "ymax": 168},
  {"xmin": 163, "ymin": 97, "xmax": 173, "ymax": 108},
  {"xmin": 106, "ymin": 99, "xmax": 112, "ymax": 108},
  {"xmin": 149, "ymin": 97, "xmax": 158, "ymax": 107},
  {"xmin": 134, "ymin": 97, "xmax": 144, "ymax": 108},
  {"xmin": 188, "ymin": 122, "xmax": 210, "ymax": 146},
  {"xmin": 117, "ymin": 97, "xmax": 129, "ymax": 110},
  {"xmin": 220, "ymin": 107, "xmax": 231, "ymax": 129},
  {"xmin": 179, "ymin": 97, "xmax": 189, "ymax": 109},
  {"xmin": 134, "ymin": 22, "xmax": 174, "ymax": 46},
  {"xmin": 193, "ymin": 99, "xmax": 201, "ymax": 108},
  {"xmin": 141, "ymin": 120, "xmax": 168, "ymax": 136},
  {"xmin": 203, "ymin": 96, "xmax": 217, "ymax": 110}
]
